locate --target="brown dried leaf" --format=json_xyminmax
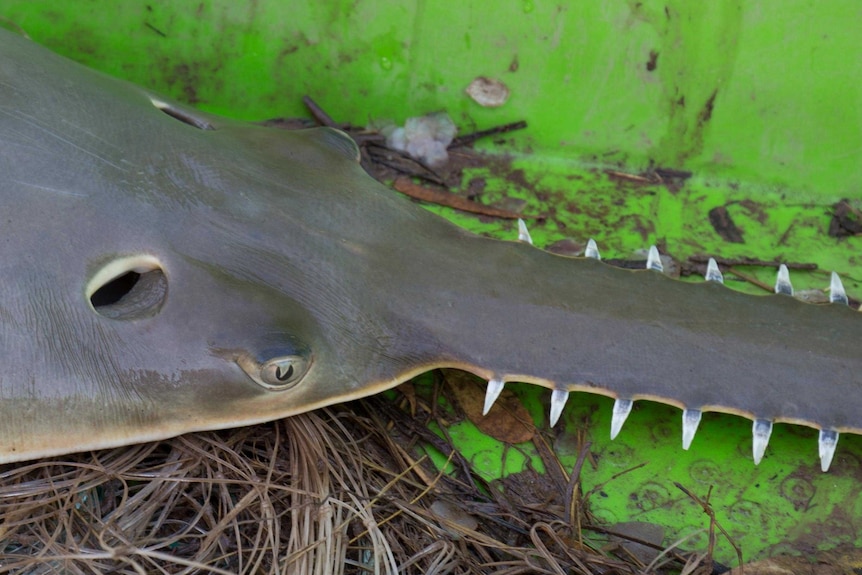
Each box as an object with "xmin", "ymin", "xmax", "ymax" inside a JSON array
[
  {"xmin": 442, "ymin": 368, "xmax": 535, "ymax": 443},
  {"xmin": 392, "ymin": 176, "xmax": 529, "ymax": 220}
]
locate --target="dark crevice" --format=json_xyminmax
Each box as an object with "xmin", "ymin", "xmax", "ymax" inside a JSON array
[
  {"xmin": 90, "ymin": 269, "xmax": 167, "ymax": 320},
  {"xmin": 90, "ymin": 271, "xmax": 140, "ymax": 307}
]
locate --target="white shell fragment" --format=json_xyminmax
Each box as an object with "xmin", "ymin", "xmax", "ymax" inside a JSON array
[
  {"xmin": 752, "ymin": 419, "xmax": 773, "ymax": 465},
  {"xmin": 774, "ymin": 264, "xmax": 793, "ymax": 295},
  {"xmin": 829, "ymin": 272, "xmax": 849, "ymax": 305},
  {"xmin": 610, "ymin": 399, "xmax": 633, "ymax": 439},
  {"xmin": 704, "ymin": 258, "xmax": 724, "ymax": 284},
  {"xmin": 465, "ymin": 76, "xmax": 510, "ymax": 108},
  {"xmin": 384, "ymin": 111, "xmax": 457, "ymax": 166},
  {"xmin": 681, "ymin": 409, "xmax": 702, "ymax": 450},
  {"xmin": 549, "ymin": 389, "xmax": 570, "ymax": 427},
  {"xmin": 584, "ymin": 238, "xmax": 601, "ymax": 260},
  {"xmin": 482, "ymin": 378, "xmax": 505, "ymax": 415},
  {"xmin": 818, "ymin": 429, "xmax": 839, "ymax": 472},
  {"xmin": 646, "ymin": 245, "xmax": 663, "ymax": 272},
  {"xmin": 517, "ymin": 219, "xmax": 533, "ymax": 245}
]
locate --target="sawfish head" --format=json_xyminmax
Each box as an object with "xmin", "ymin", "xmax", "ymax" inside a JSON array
[
  {"xmin": 0, "ymin": 31, "xmax": 469, "ymax": 460},
  {"xmin": 2, "ymin": 31, "xmax": 861, "ymax": 471}
]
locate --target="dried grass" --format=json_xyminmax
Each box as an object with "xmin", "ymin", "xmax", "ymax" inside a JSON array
[{"xmin": 0, "ymin": 393, "xmax": 703, "ymax": 574}]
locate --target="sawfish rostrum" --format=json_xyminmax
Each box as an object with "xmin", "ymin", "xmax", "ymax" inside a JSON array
[{"xmin": 1, "ymin": 30, "xmax": 859, "ymax": 471}]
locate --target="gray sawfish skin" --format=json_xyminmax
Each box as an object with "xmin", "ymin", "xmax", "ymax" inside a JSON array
[{"xmin": 0, "ymin": 30, "xmax": 859, "ymax": 470}]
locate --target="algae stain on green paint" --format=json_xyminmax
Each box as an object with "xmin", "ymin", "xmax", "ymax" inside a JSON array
[{"xmin": 629, "ymin": 0, "xmax": 743, "ymax": 168}]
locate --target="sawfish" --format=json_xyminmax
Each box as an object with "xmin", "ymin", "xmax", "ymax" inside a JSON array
[{"xmin": 0, "ymin": 29, "xmax": 859, "ymax": 472}]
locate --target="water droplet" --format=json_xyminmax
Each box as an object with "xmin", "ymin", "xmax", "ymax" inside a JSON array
[
  {"xmin": 379, "ymin": 56, "xmax": 393, "ymax": 70},
  {"xmin": 522, "ymin": 0, "xmax": 534, "ymax": 13}
]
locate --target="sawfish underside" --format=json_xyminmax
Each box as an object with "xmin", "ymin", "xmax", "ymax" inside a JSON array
[{"xmin": 0, "ymin": 30, "xmax": 859, "ymax": 471}]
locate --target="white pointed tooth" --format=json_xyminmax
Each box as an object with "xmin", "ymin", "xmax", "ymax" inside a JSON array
[
  {"xmin": 482, "ymin": 378, "xmax": 505, "ymax": 416},
  {"xmin": 704, "ymin": 258, "xmax": 724, "ymax": 284},
  {"xmin": 774, "ymin": 264, "xmax": 793, "ymax": 295},
  {"xmin": 752, "ymin": 419, "xmax": 773, "ymax": 465},
  {"xmin": 610, "ymin": 399, "xmax": 633, "ymax": 439},
  {"xmin": 549, "ymin": 389, "xmax": 570, "ymax": 427},
  {"xmin": 517, "ymin": 219, "xmax": 533, "ymax": 245},
  {"xmin": 646, "ymin": 245, "xmax": 663, "ymax": 272},
  {"xmin": 818, "ymin": 429, "xmax": 839, "ymax": 472},
  {"xmin": 585, "ymin": 238, "xmax": 601, "ymax": 260},
  {"xmin": 681, "ymin": 409, "xmax": 702, "ymax": 450},
  {"xmin": 829, "ymin": 272, "xmax": 849, "ymax": 305}
]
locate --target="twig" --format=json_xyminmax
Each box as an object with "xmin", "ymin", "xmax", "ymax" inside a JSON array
[
  {"xmin": 688, "ymin": 255, "xmax": 818, "ymax": 271},
  {"xmin": 302, "ymin": 95, "xmax": 340, "ymax": 128},
  {"xmin": 724, "ymin": 267, "xmax": 774, "ymax": 294},
  {"xmin": 606, "ymin": 170, "xmax": 655, "ymax": 184},
  {"xmin": 675, "ymin": 482, "xmax": 744, "ymax": 575},
  {"xmin": 582, "ymin": 461, "xmax": 648, "ymax": 503},
  {"xmin": 642, "ymin": 530, "xmax": 708, "ymax": 574},
  {"xmin": 449, "ymin": 121, "xmax": 528, "ymax": 148},
  {"xmin": 563, "ymin": 441, "xmax": 591, "ymax": 530},
  {"xmin": 393, "ymin": 176, "xmax": 534, "ymax": 220},
  {"xmin": 366, "ymin": 144, "xmax": 447, "ymax": 186}
]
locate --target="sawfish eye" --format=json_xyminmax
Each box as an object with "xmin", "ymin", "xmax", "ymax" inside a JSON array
[
  {"xmin": 260, "ymin": 356, "xmax": 307, "ymax": 388},
  {"xmin": 237, "ymin": 350, "xmax": 312, "ymax": 391}
]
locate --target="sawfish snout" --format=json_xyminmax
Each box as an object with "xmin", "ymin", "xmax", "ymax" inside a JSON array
[
  {"xmin": 492, "ymin": 225, "xmax": 849, "ymax": 472},
  {"xmin": 377, "ymin": 214, "xmax": 861, "ymax": 474}
]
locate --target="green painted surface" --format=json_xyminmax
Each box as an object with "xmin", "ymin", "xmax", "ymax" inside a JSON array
[
  {"xmin": 2, "ymin": 0, "xmax": 861, "ymax": 565},
  {"xmin": 5, "ymin": 0, "xmax": 862, "ymax": 197},
  {"xmin": 426, "ymin": 383, "xmax": 862, "ymax": 563}
]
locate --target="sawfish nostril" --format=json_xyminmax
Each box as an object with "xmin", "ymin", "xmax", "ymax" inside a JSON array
[{"xmin": 87, "ymin": 256, "xmax": 167, "ymax": 320}]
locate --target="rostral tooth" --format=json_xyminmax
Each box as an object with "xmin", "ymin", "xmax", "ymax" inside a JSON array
[
  {"xmin": 775, "ymin": 264, "xmax": 793, "ymax": 295},
  {"xmin": 517, "ymin": 218, "xmax": 533, "ymax": 245},
  {"xmin": 704, "ymin": 258, "xmax": 724, "ymax": 283},
  {"xmin": 610, "ymin": 398, "xmax": 633, "ymax": 439},
  {"xmin": 752, "ymin": 419, "xmax": 773, "ymax": 465},
  {"xmin": 585, "ymin": 238, "xmax": 601, "ymax": 260},
  {"xmin": 646, "ymin": 245, "xmax": 663, "ymax": 272},
  {"xmin": 549, "ymin": 389, "xmax": 570, "ymax": 426},
  {"xmin": 681, "ymin": 409, "xmax": 702, "ymax": 450},
  {"xmin": 819, "ymin": 429, "xmax": 839, "ymax": 472},
  {"xmin": 482, "ymin": 378, "xmax": 506, "ymax": 416},
  {"xmin": 830, "ymin": 272, "xmax": 848, "ymax": 305}
]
